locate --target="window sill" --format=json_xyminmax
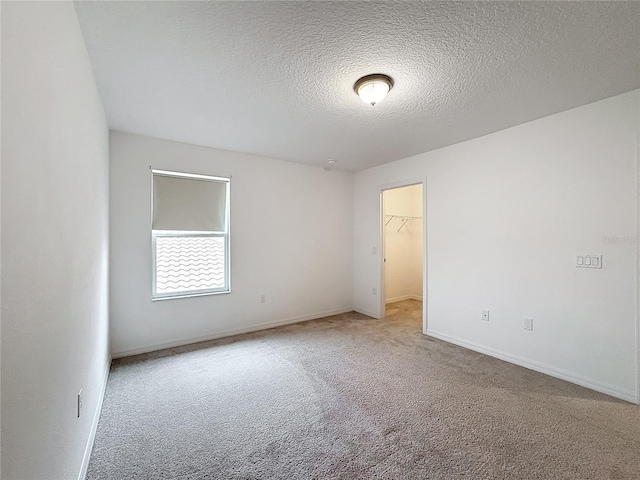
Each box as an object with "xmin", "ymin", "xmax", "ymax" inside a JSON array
[{"xmin": 152, "ymin": 289, "xmax": 231, "ymax": 301}]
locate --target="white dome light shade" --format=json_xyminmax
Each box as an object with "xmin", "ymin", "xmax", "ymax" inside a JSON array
[{"xmin": 354, "ymin": 74, "xmax": 393, "ymax": 106}]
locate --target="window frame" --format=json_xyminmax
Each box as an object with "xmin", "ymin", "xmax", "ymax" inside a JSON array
[{"xmin": 151, "ymin": 170, "xmax": 231, "ymax": 301}]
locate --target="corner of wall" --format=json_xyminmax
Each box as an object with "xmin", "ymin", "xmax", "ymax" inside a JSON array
[
  {"xmin": 635, "ymin": 90, "xmax": 640, "ymax": 404},
  {"xmin": 77, "ymin": 356, "xmax": 111, "ymax": 480}
]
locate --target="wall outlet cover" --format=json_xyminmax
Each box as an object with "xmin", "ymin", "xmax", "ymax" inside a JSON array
[{"xmin": 524, "ymin": 317, "xmax": 534, "ymax": 331}]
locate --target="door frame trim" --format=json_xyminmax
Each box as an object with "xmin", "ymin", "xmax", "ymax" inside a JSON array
[{"xmin": 378, "ymin": 177, "xmax": 428, "ymax": 334}]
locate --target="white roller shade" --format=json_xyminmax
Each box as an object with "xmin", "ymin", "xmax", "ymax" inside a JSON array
[{"xmin": 152, "ymin": 172, "xmax": 228, "ymax": 232}]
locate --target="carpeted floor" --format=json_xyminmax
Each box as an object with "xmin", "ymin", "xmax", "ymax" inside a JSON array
[{"xmin": 86, "ymin": 299, "xmax": 640, "ymax": 479}]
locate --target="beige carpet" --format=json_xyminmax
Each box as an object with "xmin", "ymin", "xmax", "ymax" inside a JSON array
[{"xmin": 86, "ymin": 300, "xmax": 640, "ymax": 479}]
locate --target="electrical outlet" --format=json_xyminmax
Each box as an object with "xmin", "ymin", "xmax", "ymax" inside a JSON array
[
  {"xmin": 372, "ymin": 287, "xmax": 377, "ymax": 296},
  {"xmin": 524, "ymin": 317, "xmax": 534, "ymax": 331},
  {"xmin": 77, "ymin": 389, "xmax": 82, "ymax": 418},
  {"xmin": 481, "ymin": 310, "xmax": 489, "ymax": 321},
  {"xmin": 259, "ymin": 294, "xmax": 266, "ymax": 303}
]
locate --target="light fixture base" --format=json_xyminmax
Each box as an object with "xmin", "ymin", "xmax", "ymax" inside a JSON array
[{"xmin": 354, "ymin": 74, "xmax": 394, "ymax": 106}]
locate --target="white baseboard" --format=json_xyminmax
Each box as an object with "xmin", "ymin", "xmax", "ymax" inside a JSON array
[
  {"xmin": 386, "ymin": 295, "xmax": 422, "ymax": 304},
  {"xmin": 112, "ymin": 308, "xmax": 353, "ymax": 358},
  {"xmin": 77, "ymin": 355, "xmax": 112, "ymax": 480},
  {"xmin": 427, "ymin": 329, "xmax": 638, "ymax": 404},
  {"xmin": 354, "ymin": 308, "xmax": 378, "ymax": 318}
]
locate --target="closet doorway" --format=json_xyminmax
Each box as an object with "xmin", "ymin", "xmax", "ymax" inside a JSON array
[{"xmin": 381, "ymin": 183, "xmax": 424, "ymax": 327}]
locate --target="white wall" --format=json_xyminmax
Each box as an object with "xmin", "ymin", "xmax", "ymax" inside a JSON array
[
  {"xmin": 109, "ymin": 131, "xmax": 353, "ymax": 356},
  {"xmin": 383, "ymin": 184, "xmax": 423, "ymax": 303},
  {"xmin": 354, "ymin": 90, "xmax": 640, "ymax": 402},
  {"xmin": 1, "ymin": 2, "xmax": 110, "ymax": 479}
]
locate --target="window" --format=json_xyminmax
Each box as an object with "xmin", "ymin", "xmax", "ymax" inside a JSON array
[{"xmin": 151, "ymin": 169, "xmax": 230, "ymax": 299}]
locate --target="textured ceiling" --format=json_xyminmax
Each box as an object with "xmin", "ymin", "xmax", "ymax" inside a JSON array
[{"xmin": 74, "ymin": 1, "xmax": 640, "ymax": 172}]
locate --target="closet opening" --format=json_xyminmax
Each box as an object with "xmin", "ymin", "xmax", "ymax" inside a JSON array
[{"xmin": 381, "ymin": 182, "xmax": 425, "ymax": 330}]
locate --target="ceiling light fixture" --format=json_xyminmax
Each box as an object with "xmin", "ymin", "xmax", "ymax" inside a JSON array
[{"xmin": 354, "ymin": 74, "xmax": 394, "ymax": 106}]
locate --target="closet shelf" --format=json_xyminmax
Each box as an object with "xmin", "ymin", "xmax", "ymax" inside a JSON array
[{"xmin": 384, "ymin": 214, "xmax": 422, "ymax": 232}]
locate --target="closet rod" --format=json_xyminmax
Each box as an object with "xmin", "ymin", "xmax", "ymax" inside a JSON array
[{"xmin": 383, "ymin": 214, "xmax": 422, "ymax": 232}]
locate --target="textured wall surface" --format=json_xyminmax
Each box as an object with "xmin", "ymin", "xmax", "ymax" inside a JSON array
[
  {"xmin": 354, "ymin": 90, "xmax": 640, "ymax": 403},
  {"xmin": 109, "ymin": 131, "xmax": 353, "ymax": 357},
  {"xmin": 74, "ymin": 1, "xmax": 640, "ymax": 171},
  {"xmin": 1, "ymin": 2, "xmax": 110, "ymax": 479}
]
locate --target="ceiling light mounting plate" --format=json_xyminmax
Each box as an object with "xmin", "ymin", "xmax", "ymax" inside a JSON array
[{"xmin": 354, "ymin": 74, "xmax": 394, "ymax": 106}]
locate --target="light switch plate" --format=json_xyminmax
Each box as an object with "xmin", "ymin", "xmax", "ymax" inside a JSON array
[{"xmin": 577, "ymin": 254, "xmax": 602, "ymax": 269}]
